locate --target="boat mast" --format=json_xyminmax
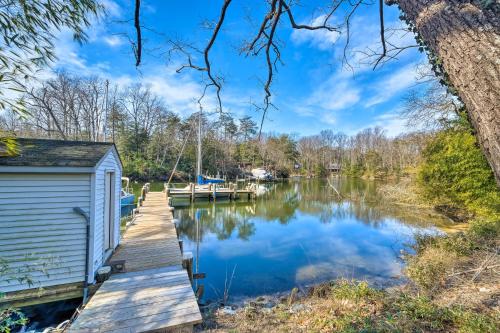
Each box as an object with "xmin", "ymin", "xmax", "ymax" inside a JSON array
[{"xmin": 196, "ymin": 106, "xmax": 202, "ymax": 184}]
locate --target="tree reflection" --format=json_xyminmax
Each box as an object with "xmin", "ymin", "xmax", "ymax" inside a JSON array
[
  {"xmin": 175, "ymin": 177, "xmax": 451, "ymax": 242},
  {"xmin": 176, "ymin": 201, "xmax": 258, "ymax": 241}
]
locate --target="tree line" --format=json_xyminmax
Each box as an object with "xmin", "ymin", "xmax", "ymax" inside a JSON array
[{"xmin": 1, "ymin": 71, "xmax": 432, "ymax": 181}]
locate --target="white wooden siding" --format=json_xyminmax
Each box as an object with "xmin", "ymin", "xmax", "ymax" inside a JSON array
[
  {"xmin": 91, "ymin": 149, "xmax": 122, "ymax": 276},
  {"xmin": 0, "ymin": 174, "xmax": 91, "ymax": 293}
]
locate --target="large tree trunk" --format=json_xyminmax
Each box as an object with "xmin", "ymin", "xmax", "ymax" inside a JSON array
[{"xmin": 396, "ymin": 0, "xmax": 500, "ymax": 183}]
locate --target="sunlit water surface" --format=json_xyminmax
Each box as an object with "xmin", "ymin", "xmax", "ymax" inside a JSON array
[{"xmin": 172, "ymin": 177, "xmax": 452, "ymax": 302}]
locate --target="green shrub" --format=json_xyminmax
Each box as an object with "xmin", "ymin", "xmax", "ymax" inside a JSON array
[
  {"xmin": 469, "ymin": 218, "xmax": 500, "ymax": 241},
  {"xmin": 406, "ymin": 246, "xmax": 458, "ymax": 291},
  {"xmin": 390, "ymin": 294, "xmax": 454, "ymax": 331},
  {"xmin": 384, "ymin": 294, "xmax": 499, "ymax": 333},
  {"xmin": 330, "ymin": 280, "xmax": 382, "ymax": 301},
  {"xmin": 453, "ymin": 309, "xmax": 500, "ymax": 333},
  {"xmin": 0, "ymin": 307, "xmax": 27, "ymax": 333},
  {"xmin": 418, "ymin": 121, "xmax": 500, "ymax": 219}
]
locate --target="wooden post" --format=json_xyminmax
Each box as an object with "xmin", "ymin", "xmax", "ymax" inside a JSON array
[
  {"xmin": 178, "ymin": 240, "xmax": 183, "ymax": 254},
  {"xmin": 173, "ymin": 219, "xmax": 179, "ymax": 238},
  {"xmin": 196, "ymin": 285, "xmax": 205, "ymax": 300},
  {"xmin": 208, "ymin": 184, "xmax": 212, "ymax": 201},
  {"xmin": 182, "ymin": 252, "xmax": 194, "ymax": 284},
  {"xmin": 190, "ymin": 183, "xmax": 195, "ymax": 203}
]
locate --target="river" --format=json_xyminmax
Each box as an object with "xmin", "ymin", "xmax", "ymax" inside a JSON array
[{"xmin": 160, "ymin": 177, "xmax": 452, "ymax": 303}]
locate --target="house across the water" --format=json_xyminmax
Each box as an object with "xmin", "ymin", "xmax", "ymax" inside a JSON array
[
  {"xmin": 328, "ymin": 162, "xmax": 341, "ymax": 173},
  {"xmin": 0, "ymin": 138, "xmax": 122, "ymax": 306}
]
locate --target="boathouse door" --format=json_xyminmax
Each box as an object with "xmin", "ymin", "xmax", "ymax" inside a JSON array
[{"xmin": 103, "ymin": 171, "xmax": 115, "ymax": 253}]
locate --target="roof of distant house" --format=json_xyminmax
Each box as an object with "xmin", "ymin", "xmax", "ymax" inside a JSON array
[{"xmin": 0, "ymin": 138, "xmax": 117, "ymax": 167}]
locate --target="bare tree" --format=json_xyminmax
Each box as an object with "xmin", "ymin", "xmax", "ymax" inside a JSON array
[{"xmin": 22, "ymin": 73, "xmax": 113, "ymax": 141}]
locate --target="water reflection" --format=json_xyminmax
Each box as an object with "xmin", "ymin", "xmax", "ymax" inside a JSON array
[{"xmin": 173, "ymin": 177, "xmax": 450, "ymax": 301}]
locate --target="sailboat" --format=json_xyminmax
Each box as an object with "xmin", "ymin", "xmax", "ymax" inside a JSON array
[{"xmin": 193, "ymin": 108, "xmax": 224, "ymax": 188}]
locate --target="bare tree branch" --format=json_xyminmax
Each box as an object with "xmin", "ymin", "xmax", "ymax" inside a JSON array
[
  {"xmin": 134, "ymin": 0, "xmax": 142, "ymax": 67},
  {"xmin": 202, "ymin": 0, "xmax": 233, "ymax": 112},
  {"xmin": 281, "ymin": 0, "xmax": 341, "ymax": 32},
  {"xmin": 374, "ymin": 0, "xmax": 386, "ymax": 69}
]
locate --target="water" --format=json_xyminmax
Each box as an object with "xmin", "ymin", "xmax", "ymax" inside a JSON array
[{"xmin": 172, "ymin": 177, "xmax": 452, "ymax": 302}]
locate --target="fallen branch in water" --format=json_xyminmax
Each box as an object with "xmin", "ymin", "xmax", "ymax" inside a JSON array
[{"xmin": 326, "ymin": 177, "xmax": 342, "ymax": 199}]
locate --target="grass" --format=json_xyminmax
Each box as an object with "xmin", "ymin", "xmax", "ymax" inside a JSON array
[
  {"xmin": 405, "ymin": 246, "xmax": 459, "ymax": 292},
  {"xmin": 120, "ymin": 215, "xmax": 134, "ymax": 235},
  {"xmin": 199, "ymin": 279, "xmax": 499, "ymax": 332},
  {"xmin": 406, "ymin": 217, "xmax": 499, "ymax": 292}
]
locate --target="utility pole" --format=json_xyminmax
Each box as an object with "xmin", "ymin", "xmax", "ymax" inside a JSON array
[
  {"xmin": 103, "ymin": 79, "xmax": 109, "ymax": 142},
  {"xmin": 196, "ymin": 105, "xmax": 202, "ymax": 185}
]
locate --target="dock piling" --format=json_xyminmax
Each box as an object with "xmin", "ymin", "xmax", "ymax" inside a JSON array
[
  {"xmin": 179, "ymin": 239, "xmax": 184, "ymax": 254},
  {"xmin": 182, "ymin": 252, "xmax": 194, "ymax": 283}
]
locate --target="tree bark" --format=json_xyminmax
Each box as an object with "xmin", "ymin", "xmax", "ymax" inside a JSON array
[{"xmin": 396, "ymin": 0, "xmax": 500, "ymax": 183}]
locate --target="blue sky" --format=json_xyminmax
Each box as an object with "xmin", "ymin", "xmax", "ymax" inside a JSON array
[{"xmin": 49, "ymin": 0, "xmax": 428, "ymax": 137}]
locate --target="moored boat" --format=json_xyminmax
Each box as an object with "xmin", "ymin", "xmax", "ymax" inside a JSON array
[
  {"xmin": 251, "ymin": 167, "xmax": 273, "ymax": 181},
  {"xmin": 120, "ymin": 177, "xmax": 135, "ymax": 217}
]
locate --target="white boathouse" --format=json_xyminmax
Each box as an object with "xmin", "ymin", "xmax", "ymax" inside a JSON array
[{"xmin": 0, "ymin": 138, "xmax": 122, "ymax": 305}]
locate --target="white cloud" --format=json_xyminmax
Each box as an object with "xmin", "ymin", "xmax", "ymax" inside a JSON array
[
  {"xmin": 42, "ymin": 14, "xmax": 229, "ymax": 118},
  {"xmin": 290, "ymin": 69, "xmax": 361, "ymax": 126},
  {"xmin": 100, "ymin": 65, "xmax": 225, "ymax": 117},
  {"xmin": 291, "ymin": 15, "xmax": 341, "ymax": 50},
  {"xmin": 348, "ymin": 110, "xmax": 409, "ymax": 137},
  {"xmin": 101, "ymin": 0, "xmax": 122, "ymax": 17},
  {"xmin": 143, "ymin": 74, "xmax": 204, "ymax": 115},
  {"xmin": 364, "ymin": 63, "xmax": 418, "ymax": 107},
  {"xmin": 287, "ymin": 12, "xmax": 420, "ymax": 130},
  {"xmin": 307, "ymin": 71, "xmax": 361, "ymax": 111},
  {"xmin": 54, "ymin": 32, "xmax": 88, "ymax": 70},
  {"xmin": 52, "ymin": 28, "xmax": 112, "ymax": 76},
  {"xmin": 321, "ymin": 112, "xmax": 337, "ymax": 125},
  {"xmin": 103, "ymin": 35, "xmax": 124, "ymax": 47},
  {"xmin": 373, "ymin": 112, "xmax": 407, "ymax": 137}
]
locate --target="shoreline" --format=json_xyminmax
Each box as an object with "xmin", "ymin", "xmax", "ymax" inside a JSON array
[
  {"xmin": 201, "ymin": 273, "xmax": 408, "ymax": 309},
  {"xmin": 196, "ymin": 272, "xmax": 498, "ymax": 332}
]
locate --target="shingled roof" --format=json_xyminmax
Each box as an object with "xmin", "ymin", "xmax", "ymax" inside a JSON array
[{"xmin": 0, "ymin": 138, "xmax": 116, "ymax": 167}]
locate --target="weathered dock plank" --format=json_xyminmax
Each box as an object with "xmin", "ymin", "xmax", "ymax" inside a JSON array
[
  {"xmin": 69, "ymin": 191, "xmax": 201, "ymax": 333},
  {"xmin": 110, "ymin": 192, "xmax": 182, "ymax": 272}
]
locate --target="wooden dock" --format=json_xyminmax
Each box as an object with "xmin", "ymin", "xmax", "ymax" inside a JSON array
[
  {"xmin": 69, "ymin": 191, "xmax": 202, "ymax": 333},
  {"xmin": 167, "ymin": 183, "xmax": 256, "ymax": 202}
]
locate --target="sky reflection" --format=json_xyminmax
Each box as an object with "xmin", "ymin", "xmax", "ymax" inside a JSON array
[{"xmin": 174, "ymin": 178, "xmax": 450, "ymax": 301}]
